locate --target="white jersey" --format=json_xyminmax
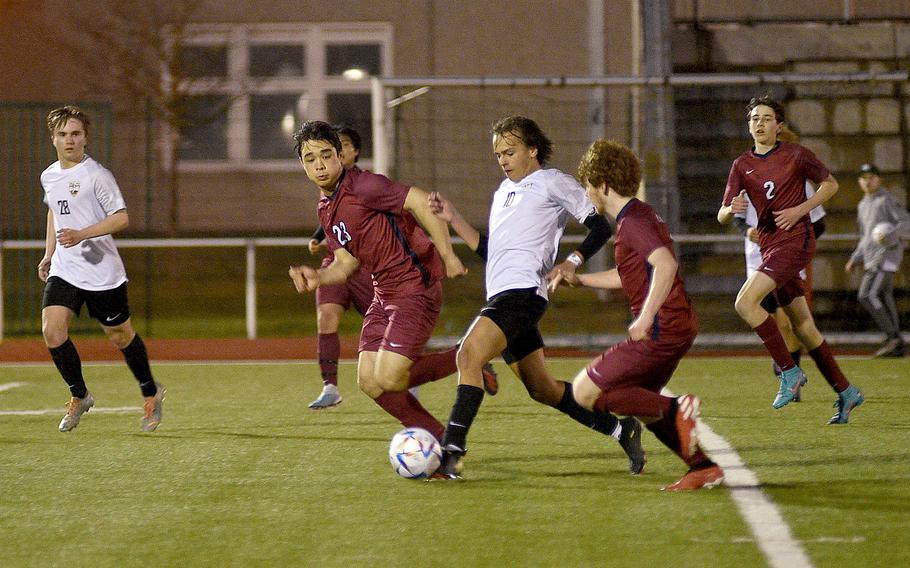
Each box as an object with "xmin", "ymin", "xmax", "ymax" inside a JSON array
[
  {"xmin": 738, "ymin": 181, "xmax": 822, "ymax": 278},
  {"xmin": 41, "ymin": 155, "xmax": 128, "ymax": 291},
  {"xmin": 485, "ymin": 168, "xmax": 595, "ymax": 300}
]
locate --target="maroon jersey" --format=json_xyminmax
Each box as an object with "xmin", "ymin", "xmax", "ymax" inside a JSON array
[
  {"xmin": 317, "ymin": 168, "xmax": 443, "ymax": 297},
  {"xmin": 614, "ymin": 199, "xmax": 697, "ymax": 340},
  {"xmin": 722, "ymin": 142, "xmax": 829, "ymax": 252}
]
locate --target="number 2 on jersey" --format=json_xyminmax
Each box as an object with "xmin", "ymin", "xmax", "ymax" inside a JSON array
[
  {"xmin": 332, "ymin": 222, "xmax": 352, "ymax": 245},
  {"xmin": 764, "ymin": 181, "xmax": 776, "ymax": 200}
]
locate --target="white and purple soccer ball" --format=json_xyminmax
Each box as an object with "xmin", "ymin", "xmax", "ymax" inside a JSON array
[{"xmin": 389, "ymin": 427, "xmax": 442, "ymax": 479}]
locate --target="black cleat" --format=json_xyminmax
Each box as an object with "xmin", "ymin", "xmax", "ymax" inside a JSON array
[
  {"xmin": 618, "ymin": 416, "xmax": 646, "ymax": 475},
  {"xmin": 427, "ymin": 449, "xmax": 464, "ymax": 481}
]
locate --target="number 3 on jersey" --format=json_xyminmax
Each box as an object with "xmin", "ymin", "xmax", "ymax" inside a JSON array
[
  {"xmin": 332, "ymin": 221, "xmax": 352, "ymax": 245},
  {"xmin": 764, "ymin": 181, "xmax": 776, "ymax": 200}
]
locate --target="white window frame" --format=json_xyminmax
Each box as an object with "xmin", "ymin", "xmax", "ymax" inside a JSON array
[{"xmin": 167, "ymin": 22, "xmax": 392, "ymax": 173}]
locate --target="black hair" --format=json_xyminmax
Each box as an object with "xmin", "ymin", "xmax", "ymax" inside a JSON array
[
  {"xmin": 334, "ymin": 124, "xmax": 362, "ymax": 153},
  {"xmin": 293, "ymin": 120, "xmax": 341, "ymax": 158},
  {"xmin": 491, "ymin": 115, "xmax": 553, "ymax": 166},
  {"xmin": 746, "ymin": 95, "xmax": 785, "ymax": 124}
]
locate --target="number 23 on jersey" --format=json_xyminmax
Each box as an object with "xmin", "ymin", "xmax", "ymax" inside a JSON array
[{"xmin": 332, "ymin": 221, "xmax": 352, "ymax": 245}]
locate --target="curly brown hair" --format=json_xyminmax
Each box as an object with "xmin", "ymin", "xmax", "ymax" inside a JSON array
[
  {"xmin": 576, "ymin": 139, "xmax": 641, "ymax": 197},
  {"xmin": 46, "ymin": 105, "xmax": 91, "ymax": 136}
]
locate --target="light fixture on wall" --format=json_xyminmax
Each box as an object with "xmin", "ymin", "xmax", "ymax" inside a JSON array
[
  {"xmin": 342, "ymin": 67, "xmax": 367, "ymax": 81},
  {"xmin": 281, "ymin": 110, "xmax": 296, "ymax": 136}
]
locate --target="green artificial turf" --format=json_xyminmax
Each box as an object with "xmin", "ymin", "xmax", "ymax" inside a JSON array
[{"xmin": 0, "ymin": 357, "xmax": 907, "ymax": 567}]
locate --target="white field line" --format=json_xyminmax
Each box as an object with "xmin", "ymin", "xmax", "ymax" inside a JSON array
[
  {"xmin": 664, "ymin": 388, "xmax": 814, "ymax": 568},
  {"xmin": 0, "ymin": 382, "xmax": 28, "ymax": 392},
  {"xmin": 0, "ymin": 406, "xmax": 141, "ymax": 416}
]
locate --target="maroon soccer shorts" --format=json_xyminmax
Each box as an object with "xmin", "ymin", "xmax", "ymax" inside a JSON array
[
  {"xmin": 758, "ymin": 240, "xmax": 814, "ymax": 307},
  {"xmin": 359, "ymin": 281, "xmax": 442, "ymax": 359},
  {"xmin": 316, "ymin": 267, "xmax": 374, "ymax": 316},
  {"xmin": 586, "ymin": 334, "xmax": 694, "ymax": 393}
]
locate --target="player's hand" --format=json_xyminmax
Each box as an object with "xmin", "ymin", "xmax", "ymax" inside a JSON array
[
  {"xmin": 546, "ymin": 261, "xmax": 578, "ymax": 293},
  {"xmin": 729, "ymin": 190, "xmax": 748, "ymax": 214},
  {"xmin": 428, "ymin": 191, "xmax": 455, "ymax": 223},
  {"xmin": 37, "ymin": 256, "xmax": 51, "ymax": 282},
  {"xmin": 845, "ymin": 260, "xmax": 855, "ymax": 273},
  {"xmin": 288, "ymin": 265, "xmax": 319, "ymax": 293},
  {"xmin": 56, "ymin": 228, "xmax": 85, "ymax": 248},
  {"xmin": 746, "ymin": 227, "xmax": 760, "ymax": 244},
  {"xmin": 773, "ymin": 206, "xmax": 804, "ymax": 231},
  {"xmin": 307, "ymin": 239, "xmax": 325, "ymax": 255},
  {"xmin": 547, "ymin": 268, "xmax": 581, "ymax": 293},
  {"xmin": 443, "ymin": 254, "xmax": 467, "ymax": 278},
  {"xmin": 627, "ymin": 316, "xmax": 650, "ymax": 342}
]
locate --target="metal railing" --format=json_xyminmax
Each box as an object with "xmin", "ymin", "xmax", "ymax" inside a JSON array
[{"xmin": 3, "ymin": 233, "xmax": 877, "ymax": 342}]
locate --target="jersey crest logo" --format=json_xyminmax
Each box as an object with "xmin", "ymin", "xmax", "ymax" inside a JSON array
[{"xmin": 68, "ymin": 181, "xmax": 80, "ymax": 196}]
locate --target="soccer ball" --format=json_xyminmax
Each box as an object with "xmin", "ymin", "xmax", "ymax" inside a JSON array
[
  {"xmin": 872, "ymin": 221, "xmax": 895, "ymax": 244},
  {"xmin": 388, "ymin": 427, "xmax": 442, "ymax": 479}
]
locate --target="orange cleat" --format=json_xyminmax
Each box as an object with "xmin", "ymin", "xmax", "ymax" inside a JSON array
[
  {"xmin": 662, "ymin": 464, "xmax": 724, "ymax": 492},
  {"xmin": 674, "ymin": 394, "xmax": 701, "ymax": 459}
]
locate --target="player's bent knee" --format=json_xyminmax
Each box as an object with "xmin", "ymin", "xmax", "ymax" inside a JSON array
[
  {"xmin": 42, "ymin": 327, "xmax": 68, "ymax": 349},
  {"xmin": 571, "ymin": 373, "xmax": 601, "ymax": 411}
]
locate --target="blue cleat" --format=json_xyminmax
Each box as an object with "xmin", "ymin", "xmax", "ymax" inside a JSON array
[
  {"xmin": 793, "ymin": 373, "xmax": 808, "ymax": 403},
  {"xmin": 772, "ymin": 367, "xmax": 806, "ymax": 409},
  {"xmin": 826, "ymin": 385, "xmax": 864, "ymax": 424},
  {"xmin": 308, "ymin": 385, "xmax": 343, "ymax": 410}
]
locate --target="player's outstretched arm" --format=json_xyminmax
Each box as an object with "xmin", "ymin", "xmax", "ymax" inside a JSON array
[
  {"xmin": 56, "ymin": 209, "xmax": 129, "ymax": 248},
  {"xmin": 428, "ymin": 191, "xmax": 482, "ymax": 252},
  {"xmin": 405, "ymin": 186, "xmax": 466, "ymax": 277},
  {"xmin": 549, "ymin": 267, "xmax": 622, "ymax": 292}
]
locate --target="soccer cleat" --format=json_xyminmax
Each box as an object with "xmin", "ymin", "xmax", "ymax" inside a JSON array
[
  {"xmin": 59, "ymin": 392, "xmax": 94, "ymax": 432},
  {"xmin": 874, "ymin": 338, "xmax": 906, "ymax": 358},
  {"xmin": 662, "ymin": 464, "xmax": 725, "ymax": 492},
  {"xmin": 792, "ymin": 372, "xmax": 808, "ymax": 403},
  {"xmin": 772, "ymin": 367, "xmax": 806, "ymax": 409},
  {"xmin": 618, "ymin": 416, "xmax": 646, "ymax": 475},
  {"xmin": 427, "ymin": 449, "xmax": 464, "ymax": 481},
  {"xmin": 481, "ymin": 363, "xmax": 499, "ymax": 396},
  {"xmin": 141, "ymin": 383, "xmax": 167, "ymax": 432},
  {"xmin": 308, "ymin": 385, "xmax": 343, "ymax": 410},
  {"xmin": 826, "ymin": 384, "xmax": 864, "ymax": 425},
  {"xmin": 674, "ymin": 394, "xmax": 700, "ymax": 460}
]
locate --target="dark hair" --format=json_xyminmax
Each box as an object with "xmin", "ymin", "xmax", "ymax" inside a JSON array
[
  {"xmin": 576, "ymin": 139, "xmax": 641, "ymax": 198},
  {"xmin": 491, "ymin": 115, "xmax": 553, "ymax": 166},
  {"xmin": 293, "ymin": 120, "xmax": 341, "ymax": 158},
  {"xmin": 746, "ymin": 95, "xmax": 785, "ymax": 123},
  {"xmin": 334, "ymin": 124, "xmax": 362, "ymax": 153},
  {"xmin": 46, "ymin": 105, "xmax": 91, "ymax": 136}
]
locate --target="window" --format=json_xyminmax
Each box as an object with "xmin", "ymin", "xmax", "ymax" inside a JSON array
[
  {"xmin": 173, "ymin": 23, "xmax": 391, "ymax": 170},
  {"xmin": 326, "ymin": 44, "xmax": 381, "ymax": 77},
  {"xmin": 249, "ymin": 44, "xmax": 305, "ymax": 77},
  {"xmin": 177, "ymin": 95, "xmax": 229, "ymax": 160},
  {"xmin": 180, "ymin": 45, "xmax": 228, "ymax": 78},
  {"xmin": 326, "ymin": 93, "xmax": 373, "ymax": 159}
]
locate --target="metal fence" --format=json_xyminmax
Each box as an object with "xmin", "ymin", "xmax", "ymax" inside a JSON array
[{"xmin": 0, "ymin": 101, "xmax": 112, "ymax": 336}]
